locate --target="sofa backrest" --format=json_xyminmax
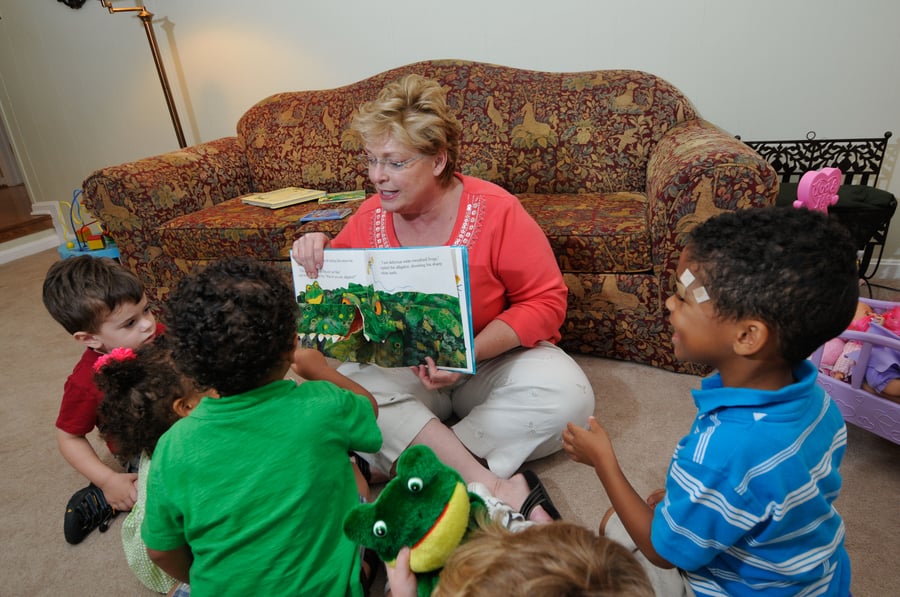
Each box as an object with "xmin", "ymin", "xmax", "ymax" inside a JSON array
[{"xmin": 237, "ymin": 59, "xmax": 698, "ymax": 196}]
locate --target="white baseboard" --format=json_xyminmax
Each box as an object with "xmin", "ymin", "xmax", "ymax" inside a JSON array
[
  {"xmin": 869, "ymin": 258, "xmax": 900, "ymax": 282},
  {"xmin": 31, "ymin": 201, "xmax": 69, "ymax": 242},
  {"xmin": 0, "ymin": 230, "xmax": 59, "ymax": 265}
]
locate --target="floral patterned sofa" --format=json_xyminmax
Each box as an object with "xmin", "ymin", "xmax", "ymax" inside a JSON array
[{"xmin": 81, "ymin": 59, "xmax": 777, "ymax": 374}]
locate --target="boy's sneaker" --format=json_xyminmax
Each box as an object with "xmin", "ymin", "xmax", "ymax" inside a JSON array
[{"xmin": 63, "ymin": 483, "xmax": 117, "ymax": 545}]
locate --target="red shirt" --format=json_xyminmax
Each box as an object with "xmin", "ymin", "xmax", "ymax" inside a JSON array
[
  {"xmin": 333, "ymin": 174, "xmax": 567, "ymax": 347},
  {"xmin": 55, "ymin": 323, "xmax": 166, "ymax": 439},
  {"xmin": 56, "ymin": 348, "xmax": 103, "ymax": 436}
]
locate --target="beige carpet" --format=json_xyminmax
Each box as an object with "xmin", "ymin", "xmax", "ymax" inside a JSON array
[{"xmin": 2, "ymin": 248, "xmax": 898, "ymax": 596}]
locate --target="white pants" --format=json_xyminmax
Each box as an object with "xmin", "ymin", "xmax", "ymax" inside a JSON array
[
  {"xmin": 338, "ymin": 341, "xmax": 594, "ymax": 478},
  {"xmin": 603, "ymin": 512, "xmax": 696, "ymax": 597}
]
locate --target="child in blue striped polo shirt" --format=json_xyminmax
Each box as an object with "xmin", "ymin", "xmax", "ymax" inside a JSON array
[{"xmin": 564, "ymin": 206, "xmax": 858, "ymax": 596}]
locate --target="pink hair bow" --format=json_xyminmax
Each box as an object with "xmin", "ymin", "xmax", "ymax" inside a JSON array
[{"xmin": 93, "ymin": 346, "xmax": 138, "ymax": 373}]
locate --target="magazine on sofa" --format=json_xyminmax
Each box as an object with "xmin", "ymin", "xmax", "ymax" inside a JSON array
[{"xmin": 291, "ymin": 246, "xmax": 475, "ymax": 373}]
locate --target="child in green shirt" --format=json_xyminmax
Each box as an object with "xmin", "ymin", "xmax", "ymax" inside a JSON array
[{"xmin": 142, "ymin": 257, "xmax": 382, "ymax": 596}]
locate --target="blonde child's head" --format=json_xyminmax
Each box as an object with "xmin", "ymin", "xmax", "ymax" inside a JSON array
[{"xmin": 433, "ymin": 521, "xmax": 653, "ymax": 597}]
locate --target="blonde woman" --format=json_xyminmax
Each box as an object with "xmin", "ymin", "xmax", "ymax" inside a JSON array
[{"xmin": 293, "ymin": 74, "xmax": 594, "ymax": 521}]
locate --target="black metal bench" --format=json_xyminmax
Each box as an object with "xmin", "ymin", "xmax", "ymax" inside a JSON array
[{"xmin": 739, "ymin": 131, "xmax": 896, "ymax": 288}]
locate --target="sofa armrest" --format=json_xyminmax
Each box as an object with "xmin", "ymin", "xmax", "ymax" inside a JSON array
[
  {"xmin": 80, "ymin": 137, "xmax": 253, "ymax": 297},
  {"xmin": 646, "ymin": 119, "xmax": 777, "ymax": 278},
  {"xmin": 81, "ymin": 137, "xmax": 252, "ymax": 230}
]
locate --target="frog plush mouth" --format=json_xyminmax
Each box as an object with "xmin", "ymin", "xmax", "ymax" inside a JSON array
[{"xmin": 405, "ymin": 481, "xmax": 470, "ymax": 572}]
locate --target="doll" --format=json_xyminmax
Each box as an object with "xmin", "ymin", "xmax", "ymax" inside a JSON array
[
  {"xmin": 862, "ymin": 306, "xmax": 900, "ymax": 403},
  {"xmin": 822, "ymin": 301, "xmax": 877, "ymax": 381},
  {"xmin": 821, "ymin": 302, "xmax": 900, "ymax": 404}
]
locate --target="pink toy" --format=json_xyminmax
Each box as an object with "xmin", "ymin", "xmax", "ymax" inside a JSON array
[
  {"xmin": 882, "ymin": 306, "xmax": 900, "ymax": 333},
  {"xmin": 819, "ymin": 338, "xmax": 845, "ymax": 370},
  {"xmin": 830, "ymin": 339, "xmax": 862, "ymax": 381},
  {"xmin": 818, "ymin": 302, "xmax": 876, "ymax": 374},
  {"xmin": 847, "ymin": 312, "xmax": 876, "ymax": 332},
  {"xmin": 795, "ymin": 167, "xmax": 841, "ymax": 213},
  {"xmin": 811, "ymin": 297, "xmax": 900, "ymax": 445}
]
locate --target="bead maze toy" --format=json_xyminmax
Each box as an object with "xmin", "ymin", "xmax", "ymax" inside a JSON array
[{"xmin": 57, "ymin": 189, "xmax": 119, "ymax": 260}]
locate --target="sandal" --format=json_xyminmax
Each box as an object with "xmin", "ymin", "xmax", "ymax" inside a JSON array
[
  {"xmin": 520, "ymin": 470, "xmax": 562, "ymax": 520},
  {"xmin": 599, "ymin": 505, "xmax": 616, "ymax": 535}
]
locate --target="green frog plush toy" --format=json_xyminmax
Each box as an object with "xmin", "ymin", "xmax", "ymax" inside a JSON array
[{"xmin": 343, "ymin": 445, "xmax": 486, "ymax": 597}]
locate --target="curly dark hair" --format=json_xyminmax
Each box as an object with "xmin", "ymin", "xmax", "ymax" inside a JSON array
[
  {"xmin": 685, "ymin": 206, "xmax": 859, "ymax": 365},
  {"xmin": 95, "ymin": 337, "xmax": 196, "ymax": 460},
  {"xmin": 163, "ymin": 257, "xmax": 299, "ymax": 396}
]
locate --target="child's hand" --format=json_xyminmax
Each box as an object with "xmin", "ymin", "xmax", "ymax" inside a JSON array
[
  {"xmin": 562, "ymin": 416, "xmax": 615, "ymax": 470},
  {"xmin": 99, "ymin": 471, "xmax": 138, "ymax": 511},
  {"xmin": 290, "ymin": 347, "xmax": 328, "ymax": 380},
  {"xmin": 645, "ymin": 488, "xmax": 666, "ymax": 509},
  {"xmin": 291, "ymin": 346, "xmax": 378, "ymax": 414},
  {"xmin": 385, "ymin": 546, "xmax": 417, "ymax": 597}
]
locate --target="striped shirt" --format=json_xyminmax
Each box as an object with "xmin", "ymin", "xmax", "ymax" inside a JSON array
[{"xmin": 651, "ymin": 361, "xmax": 851, "ymax": 596}]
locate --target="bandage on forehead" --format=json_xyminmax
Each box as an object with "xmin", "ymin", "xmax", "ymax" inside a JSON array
[{"xmin": 677, "ymin": 268, "xmax": 709, "ymax": 303}]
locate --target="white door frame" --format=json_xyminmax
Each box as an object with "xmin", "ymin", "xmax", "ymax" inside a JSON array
[{"xmin": 0, "ymin": 113, "xmax": 23, "ymax": 187}]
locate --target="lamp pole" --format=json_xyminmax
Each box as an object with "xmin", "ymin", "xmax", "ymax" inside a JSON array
[{"xmin": 98, "ymin": 1, "xmax": 187, "ymax": 148}]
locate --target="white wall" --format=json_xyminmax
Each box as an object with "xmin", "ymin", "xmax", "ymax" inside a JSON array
[{"xmin": 1, "ymin": 0, "xmax": 898, "ymax": 268}]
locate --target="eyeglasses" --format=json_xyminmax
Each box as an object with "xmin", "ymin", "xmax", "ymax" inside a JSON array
[{"xmin": 359, "ymin": 154, "xmax": 425, "ymax": 172}]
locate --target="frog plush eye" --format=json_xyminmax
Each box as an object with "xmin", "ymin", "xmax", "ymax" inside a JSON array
[
  {"xmin": 373, "ymin": 520, "xmax": 387, "ymax": 537},
  {"xmin": 407, "ymin": 477, "xmax": 424, "ymax": 492}
]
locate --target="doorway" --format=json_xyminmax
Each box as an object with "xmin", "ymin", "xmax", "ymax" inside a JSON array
[{"xmin": 0, "ymin": 116, "xmax": 52, "ymax": 243}]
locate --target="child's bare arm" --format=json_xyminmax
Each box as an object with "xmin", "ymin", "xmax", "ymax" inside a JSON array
[
  {"xmin": 147, "ymin": 544, "xmax": 192, "ymax": 583},
  {"xmin": 562, "ymin": 416, "xmax": 673, "ymax": 568},
  {"xmin": 291, "ymin": 347, "xmax": 378, "ymax": 416},
  {"xmin": 56, "ymin": 428, "xmax": 137, "ymax": 511}
]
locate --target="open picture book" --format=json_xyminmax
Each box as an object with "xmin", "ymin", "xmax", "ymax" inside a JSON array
[{"xmin": 291, "ymin": 246, "xmax": 475, "ymax": 373}]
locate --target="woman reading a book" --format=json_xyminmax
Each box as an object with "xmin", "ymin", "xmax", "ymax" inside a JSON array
[{"xmin": 291, "ymin": 74, "xmax": 594, "ymax": 522}]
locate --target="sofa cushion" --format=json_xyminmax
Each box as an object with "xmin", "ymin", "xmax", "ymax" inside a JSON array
[
  {"xmin": 517, "ymin": 192, "xmax": 651, "ymax": 272},
  {"xmin": 159, "ymin": 192, "xmax": 652, "ymax": 273},
  {"xmin": 158, "ymin": 197, "xmax": 361, "ymax": 260}
]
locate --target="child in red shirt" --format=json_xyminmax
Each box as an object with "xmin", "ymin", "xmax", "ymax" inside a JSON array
[{"xmin": 42, "ymin": 255, "xmax": 161, "ymax": 544}]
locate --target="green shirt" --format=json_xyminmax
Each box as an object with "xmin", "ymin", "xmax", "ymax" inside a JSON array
[{"xmin": 143, "ymin": 379, "xmax": 382, "ymax": 596}]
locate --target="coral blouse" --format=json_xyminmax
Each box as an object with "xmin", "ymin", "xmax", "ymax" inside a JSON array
[{"xmin": 332, "ymin": 174, "xmax": 566, "ymax": 347}]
